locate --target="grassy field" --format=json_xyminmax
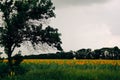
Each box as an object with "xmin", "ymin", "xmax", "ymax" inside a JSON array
[{"xmin": 1, "ymin": 59, "xmax": 120, "ymax": 80}]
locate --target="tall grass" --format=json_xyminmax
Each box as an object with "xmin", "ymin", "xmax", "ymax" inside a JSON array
[{"xmin": 1, "ymin": 60, "xmax": 120, "ymax": 80}]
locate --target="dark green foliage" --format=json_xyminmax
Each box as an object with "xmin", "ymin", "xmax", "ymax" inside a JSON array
[
  {"xmin": 0, "ymin": 63, "xmax": 9, "ymax": 77},
  {"xmin": 0, "ymin": 63, "xmax": 29, "ymax": 78},
  {"xmin": 94, "ymin": 46, "xmax": 120, "ymax": 59},
  {"xmin": 12, "ymin": 65, "xmax": 29, "ymax": 75},
  {"xmin": 113, "ymin": 46, "xmax": 120, "ymax": 59},
  {"xmin": 75, "ymin": 48, "xmax": 91, "ymax": 59},
  {"xmin": 74, "ymin": 46, "xmax": 120, "ymax": 60},
  {"xmin": 56, "ymin": 51, "xmax": 74, "ymax": 59},
  {"xmin": 13, "ymin": 53, "xmax": 23, "ymax": 66},
  {"xmin": 23, "ymin": 51, "xmax": 74, "ymax": 59},
  {"xmin": 93, "ymin": 49, "xmax": 101, "ymax": 59}
]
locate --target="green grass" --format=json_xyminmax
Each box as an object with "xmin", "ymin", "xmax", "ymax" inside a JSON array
[{"xmin": 1, "ymin": 62, "xmax": 120, "ymax": 80}]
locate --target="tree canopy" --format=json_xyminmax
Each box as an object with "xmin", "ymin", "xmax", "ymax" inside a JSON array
[{"xmin": 0, "ymin": 0, "xmax": 62, "ymax": 74}]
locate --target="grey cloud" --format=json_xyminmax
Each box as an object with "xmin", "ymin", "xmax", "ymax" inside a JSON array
[
  {"xmin": 105, "ymin": 5, "xmax": 120, "ymax": 36},
  {"xmin": 52, "ymin": 0, "xmax": 109, "ymax": 8},
  {"xmin": 109, "ymin": 24, "xmax": 120, "ymax": 36},
  {"xmin": 51, "ymin": 0, "xmax": 120, "ymax": 50},
  {"xmin": 110, "ymin": 20, "xmax": 120, "ymax": 36}
]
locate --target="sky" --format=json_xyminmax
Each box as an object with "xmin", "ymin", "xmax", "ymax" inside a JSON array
[{"xmin": 50, "ymin": 0, "xmax": 120, "ymax": 51}]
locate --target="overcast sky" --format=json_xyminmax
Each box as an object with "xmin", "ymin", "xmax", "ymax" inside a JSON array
[{"xmin": 50, "ymin": 0, "xmax": 120, "ymax": 51}]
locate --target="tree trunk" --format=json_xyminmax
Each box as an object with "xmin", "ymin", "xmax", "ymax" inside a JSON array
[
  {"xmin": 7, "ymin": 49, "xmax": 13, "ymax": 76},
  {"xmin": 8, "ymin": 53, "xmax": 12, "ymax": 67}
]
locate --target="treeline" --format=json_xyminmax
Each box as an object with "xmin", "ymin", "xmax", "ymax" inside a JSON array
[
  {"xmin": 22, "ymin": 46, "xmax": 120, "ymax": 60},
  {"xmin": 75, "ymin": 46, "xmax": 120, "ymax": 59},
  {"xmin": 23, "ymin": 51, "xmax": 73, "ymax": 59}
]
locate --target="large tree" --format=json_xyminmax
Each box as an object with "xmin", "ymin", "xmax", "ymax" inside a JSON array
[{"xmin": 0, "ymin": 0, "xmax": 62, "ymax": 73}]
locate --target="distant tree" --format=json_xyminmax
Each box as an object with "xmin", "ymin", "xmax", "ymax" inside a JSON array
[
  {"xmin": 0, "ymin": 0, "xmax": 62, "ymax": 75},
  {"xmin": 93, "ymin": 49, "xmax": 101, "ymax": 59},
  {"xmin": 113, "ymin": 46, "xmax": 120, "ymax": 59},
  {"xmin": 75, "ymin": 49, "xmax": 91, "ymax": 59},
  {"xmin": 64, "ymin": 51, "xmax": 74, "ymax": 59}
]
